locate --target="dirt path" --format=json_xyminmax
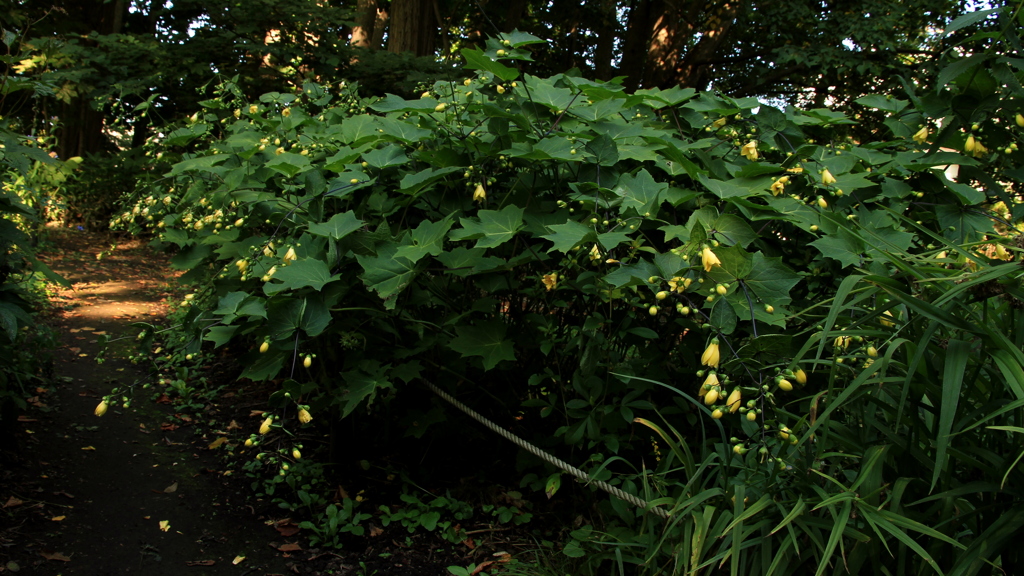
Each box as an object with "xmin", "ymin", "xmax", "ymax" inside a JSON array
[{"xmin": 1, "ymin": 229, "xmax": 295, "ymax": 575}]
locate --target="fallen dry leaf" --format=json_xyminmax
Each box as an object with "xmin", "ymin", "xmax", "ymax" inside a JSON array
[
  {"xmin": 470, "ymin": 561, "xmax": 495, "ymax": 575},
  {"xmin": 3, "ymin": 497, "xmax": 24, "ymax": 508},
  {"xmin": 164, "ymin": 482, "xmax": 178, "ymax": 493},
  {"xmin": 81, "ymin": 446, "xmax": 95, "ymax": 451},
  {"xmin": 277, "ymin": 542, "xmax": 302, "ymax": 552},
  {"xmin": 69, "ymin": 347, "xmax": 81, "ymax": 354},
  {"xmin": 232, "ymin": 555, "xmax": 245, "ymax": 565},
  {"xmin": 207, "ymin": 437, "xmax": 227, "ymax": 450},
  {"xmin": 226, "ymin": 420, "xmax": 241, "ymax": 431},
  {"xmin": 17, "ymin": 415, "xmax": 37, "ymax": 422},
  {"xmin": 185, "ymin": 560, "xmax": 216, "ymax": 566},
  {"xmin": 160, "ymin": 422, "xmax": 178, "ymax": 431},
  {"xmin": 80, "ymin": 326, "xmax": 96, "ymax": 331},
  {"xmin": 51, "ymin": 515, "xmax": 66, "ymax": 521},
  {"xmin": 39, "ymin": 551, "xmax": 71, "ymax": 562},
  {"xmin": 368, "ymin": 525, "xmax": 383, "ymax": 537}
]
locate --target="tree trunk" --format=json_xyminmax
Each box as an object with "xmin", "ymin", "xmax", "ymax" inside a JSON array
[
  {"xmin": 351, "ymin": 0, "xmax": 378, "ymax": 48},
  {"xmin": 594, "ymin": 0, "xmax": 617, "ymax": 80},
  {"xmin": 620, "ymin": 0, "xmax": 735, "ymax": 90},
  {"xmin": 387, "ymin": 0, "xmax": 435, "ymax": 57}
]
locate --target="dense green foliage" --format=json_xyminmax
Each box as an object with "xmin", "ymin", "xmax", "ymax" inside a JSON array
[
  {"xmin": 0, "ymin": 32, "xmax": 70, "ymax": 445},
  {"xmin": 102, "ymin": 4, "xmax": 1024, "ymax": 572}
]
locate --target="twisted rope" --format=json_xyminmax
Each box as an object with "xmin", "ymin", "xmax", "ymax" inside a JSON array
[{"xmin": 421, "ymin": 380, "xmax": 670, "ymax": 519}]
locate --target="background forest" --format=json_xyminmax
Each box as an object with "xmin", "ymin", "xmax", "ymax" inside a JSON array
[{"xmin": 3, "ymin": 0, "xmax": 1024, "ymax": 574}]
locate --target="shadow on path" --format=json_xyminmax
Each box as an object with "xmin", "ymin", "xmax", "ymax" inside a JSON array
[{"xmin": 0, "ymin": 229, "xmax": 294, "ymax": 575}]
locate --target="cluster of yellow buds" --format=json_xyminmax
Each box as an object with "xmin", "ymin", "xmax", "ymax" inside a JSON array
[
  {"xmin": 964, "ymin": 135, "xmax": 988, "ymax": 157},
  {"xmin": 542, "ymin": 272, "xmax": 558, "ymax": 291},
  {"xmin": 770, "ymin": 176, "xmax": 789, "ymax": 196},
  {"xmin": 667, "ymin": 276, "xmax": 692, "ymax": 293}
]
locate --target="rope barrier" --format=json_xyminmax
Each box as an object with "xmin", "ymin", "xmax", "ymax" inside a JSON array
[{"xmin": 420, "ymin": 379, "xmax": 670, "ymax": 519}]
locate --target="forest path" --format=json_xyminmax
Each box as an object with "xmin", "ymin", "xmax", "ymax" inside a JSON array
[{"xmin": 0, "ymin": 228, "xmax": 293, "ymax": 576}]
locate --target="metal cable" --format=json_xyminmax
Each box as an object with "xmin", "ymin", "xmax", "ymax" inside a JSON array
[{"xmin": 421, "ymin": 380, "xmax": 670, "ymax": 519}]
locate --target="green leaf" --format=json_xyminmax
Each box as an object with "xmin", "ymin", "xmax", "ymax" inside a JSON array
[
  {"xmin": 448, "ymin": 321, "xmax": 517, "ymax": 370},
  {"xmin": 204, "ymin": 325, "xmax": 238, "ymax": 348},
  {"xmin": 167, "ymin": 154, "xmax": 230, "ymax": 176},
  {"xmin": 339, "ymin": 361, "xmax": 392, "ymax": 417},
  {"xmin": 308, "ymin": 211, "xmax": 363, "ymax": 240},
  {"xmin": 811, "ymin": 229, "xmax": 864, "ymax": 268},
  {"xmin": 356, "ymin": 243, "xmax": 421, "ymax": 308},
  {"xmin": 854, "ymin": 94, "xmax": 909, "ymax": 114},
  {"xmin": 436, "ymin": 247, "xmax": 506, "ymax": 277},
  {"xmin": 394, "ymin": 217, "xmax": 454, "ymax": 262},
  {"xmin": 449, "ymin": 206, "xmax": 525, "ymax": 249},
  {"xmin": 932, "ymin": 339, "xmax": 969, "ymax": 492},
  {"xmin": 370, "ymin": 94, "xmax": 439, "ymax": 113},
  {"xmin": 542, "ymin": 220, "xmax": 596, "ymax": 253},
  {"xmin": 615, "ymin": 169, "xmax": 667, "ymax": 216},
  {"xmin": 264, "ymin": 259, "xmax": 339, "ymax": 296},
  {"xmin": 743, "ymin": 253, "xmax": 801, "ymax": 305},
  {"xmin": 265, "ymin": 152, "xmax": 311, "ymax": 177},
  {"xmin": 362, "ymin": 144, "xmax": 409, "ymax": 169},
  {"xmin": 462, "ymin": 48, "xmax": 519, "ymax": 81}
]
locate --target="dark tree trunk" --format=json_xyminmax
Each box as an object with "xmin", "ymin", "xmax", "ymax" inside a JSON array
[
  {"xmin": 351, "ymin": 0, "xmax": 379, "ymax": 48},
  {"xmin": 387, "ymin": 0, "xmax": 436, "ymax": 57}
]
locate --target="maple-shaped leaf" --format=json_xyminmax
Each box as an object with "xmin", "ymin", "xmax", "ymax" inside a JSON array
[
  {"xmin": 615, "ymin": 169, "xmax": 667, "ymax": 216},
  {"xmin": 449, "ymin": 206, "xmax": 525, "ymax": 249},
  {"xmin": 308, "ymin": 211, "xmax": 363, "ymax": 240},
  {"xmin": 448, "ymin": 321, "xmax": 516, "ymax": 370},
  {"xmin": 263, "ymin": 259, "xmax": 339, "ymax": 296},
  {"xmin": 542, "ymin": 220, "xmax": 595, "ymax": 253}
]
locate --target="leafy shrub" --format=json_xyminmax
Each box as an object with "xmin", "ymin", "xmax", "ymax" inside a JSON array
[{"xmin": 113, "ymin": 15, "xmax": 1024, "ymax": 574}]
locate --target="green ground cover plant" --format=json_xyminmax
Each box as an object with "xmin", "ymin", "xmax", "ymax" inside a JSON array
[{"xmin": 107, "ymin": 8, "xmax": 1024, "ymax": 574}]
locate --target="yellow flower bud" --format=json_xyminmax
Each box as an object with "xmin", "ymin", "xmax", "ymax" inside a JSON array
[
  {"xmin": 704, "ymin": 387, "xmax": 720, "ymax": 405},
  {"xmin": 298, "ymin": 408, "xmax": 313, "ymax": 424},
  {"xmin": 821, "ymin": 169, "xmax": 837, "ymax": 185},
  {"xmin": 259, "ymin": 416, "xmax": 273, "ymax": 435},
  {"xmin": 303, "ymin": 355, "xmax": 312, "ymax": 369},
  {"xmin": 777, "ymin": 378, "xmax": 793, "ymax": 392},
  {"xmin": 1017, "ymin": 113, "xmax": 1024, "ymax": 128},
  {"xmin": 292, "ymin": 449, "xmax": 302, "ymax": 460},
  {"xmin": 817, "ymin": 196, "xmax": 828, "ymax": 209},
  {"xmin": 701, "ymin": 339, "xmax": 721, "ymax": 368},
  {"xmin": 711, "ymin": 408, "xmax": 724, "ymax": 419},
  {"xmin": 283, "ymin": 247, "xmax": 297, "ymax": 265},
  {"xmin": 794, "ymin": 368, "xmax": 807, "ymax": 385},
  {"xmin": 701, "ymin": 246, "xmax": 722, "ymax": 272},
  {"xmin": 434, "ymin": 103, "xmax": 447, "ymax": 112},
  {"xmin": 726, "ymin": 388, "xmax": 742, "ymax": 413},
  {"xmin": 496, "ymin": 85, "xmax": 506, "ymax": 94},
  {"xmin": 473, "ymin": 183, "xmax": 487, "ymax": 202},
  {"xmin": 740, "ymin": 141, "xmax": 758, "ymax": 161},
  {"xmin": 965, "ymin": 134, "xmax": 976, "ymax": 153},
  {"xmin": 260, "ymin": 341, "xmax": 270, "ymax": 353},
  {"xmin": 912, "ymin": 126, "xmax": 928, "ymax": 144},
  {"xmin": 95, "ymin": 400, "xmax": 108, "ymax": 417},
  {"xmin": 746, "ymin": 411, "xmax": 758, "ymax": 422}
]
